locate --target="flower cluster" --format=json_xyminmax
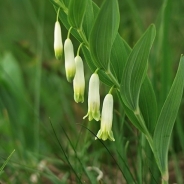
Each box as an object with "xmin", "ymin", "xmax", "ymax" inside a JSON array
[{"xmin": 53, "ymin": 13, "xmax": 115, "ymax": 141}]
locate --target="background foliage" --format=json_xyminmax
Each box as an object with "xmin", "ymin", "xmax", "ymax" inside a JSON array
[{"xmin": 0, "ymin": 0, "xmax": 184, "ymax": 183}]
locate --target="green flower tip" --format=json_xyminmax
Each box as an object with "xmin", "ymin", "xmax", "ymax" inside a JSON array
[
  {"xmin": 96, "ymin": 129, "xmax": 115, "ymax": 141},
  {"xmin": 66, "ymin": 68, "xmax": 76, "ymax": 82},
  {"xmin": 90, "ymin": 111, "xmax": 100, "ymax": 121},
  {"xmin": 83, "ymin": 110, "xmax": 100, "ymax": 121},
  {"xmin": 55, "ymin": 48, "xmax": 63, "ymax": 60},
  {"xmin": 74, "ymin": 93, "xmax": 84, "ymax": 103}
]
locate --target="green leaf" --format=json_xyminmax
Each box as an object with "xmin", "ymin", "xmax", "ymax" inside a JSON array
[
  {"xmin": 111, "ymin": 35, "xmax": 149, "ymax": 133},
  {"xmin": 82, "ymin": 0, "xmax": 94, "ymax": 39},
  {"xmin": 89, "ymin": 0, "xmax": 120, "ymax": 70},
  {"xmin": 63, "ymin": 0, "xmax": 69, "ymax": 6},
  {"xmin": 153, "ymin": 56, "xmax": 184, "ymax": 174},
  {"xmin": 110, "ymin": 34, "xmax": 131, "ymax": 83},
  {"xmin": 68, "ymin": 0, "xmax": 88, "ymax": 29},
  {"xmin": 82, "ymin": 46, "xmax": 113, "ymax": 86},
  {"xmin": 139, "ymin": 76, "xmax": 157, "ymax": 135},
  {"xmin": 49, "ymin": 0, "xmax": 68, "ymax": 14},
  {"xmin": 0, "ymin": 52, "xmax": 24, "ymax": 93},
  {"xmin": 120, "ymin": 24, "xmax": 156, "ymax": 111},
  {"xmin": 117, "ymin": 91, "xmax": 146, "ymax": 134},
  {"xmin": 114, "ymin": 39, "xmax": 149, "ymax": 134}
]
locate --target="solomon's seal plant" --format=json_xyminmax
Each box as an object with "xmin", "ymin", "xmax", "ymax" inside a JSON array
[{"xmin": 50, "ymin": 0, "xmax": 184, "ymax": 183}]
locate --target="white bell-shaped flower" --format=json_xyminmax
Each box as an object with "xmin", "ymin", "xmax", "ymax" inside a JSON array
[
  {"xmin": 83, "ymin": 73, "xmax": 100, "ymax": 121},
  {"xmin": 54, "ymin": 21, "xmax": 63, "ymax": 60},
  {"xmin": 73, "ymin": 56, "xmax": 85, "ymax": 103},
  {"xmin": 96, "ymin": 94, "xmax": 115, "ymax": 141},
  {"xmin": 64, "ymin": 38, "xmax": 76, "ymax": 82}
]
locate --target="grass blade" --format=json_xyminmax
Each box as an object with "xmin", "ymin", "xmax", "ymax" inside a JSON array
[
  {"xmin": 49, "ymin": 118, "xmax": 83, "ymax": 184},
  {"xmin": 0, "ymin": 149, "xmax": 15, "ymax": 175}
]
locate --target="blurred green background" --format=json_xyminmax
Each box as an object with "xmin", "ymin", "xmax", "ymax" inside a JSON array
[{"xmin": 0, "ymin": 0, "xmax": 184, "ymax": 183}]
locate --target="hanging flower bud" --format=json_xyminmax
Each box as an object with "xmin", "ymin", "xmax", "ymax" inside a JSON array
[
  {"xmin": 83, "ymin": 73, "xmax": 100, "ymax": 121},
  {"xmin": 96, "ymin": 94, "xmax": 115, "ymax": 141},
  {"xmin": 64, "ymin": 38, "xmax": 76, "ymax": 82},
  {"xmin": 54, "ymin": 21, "xmax": 63, "ymax": 60},
  {"xmin": 73, "ymin": 56, "xmax": 85, "ymax": 103}
]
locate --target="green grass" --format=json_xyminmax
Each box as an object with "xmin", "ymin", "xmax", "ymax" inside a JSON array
[{"xmin": 0, "ymin": 0, "xmax": 184, "ymax": 183}]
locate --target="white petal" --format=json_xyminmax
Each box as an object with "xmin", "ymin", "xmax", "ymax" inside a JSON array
[
  {"xmin": 96, "ymin": 94, "xmax": 115, "ymax": 141},
  {"xmin": 64, "ymin": 38, "xmax": 76, "ymax": 82},
  {"xmin": 54, "ymin": 21, "xmax": 63, "ymax": 59},
  {"xmin": 83, "ymin": 73, "xmax": 100, "ymax": 121},
  {"xmin": 88, "ymin": 73, "xmax": 100, "ymax": 121},
  {"xmin": 73, "ymin": 56, "xmax": 85, "ymax": 103},
  {"xmin": 101, "ymin": 94, "xmax": 113, "ymax": 131},
  {"xmin": 88, "ymin": 73, "xmax": 100, "ymax": 108}
]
